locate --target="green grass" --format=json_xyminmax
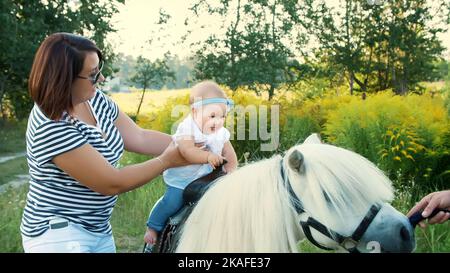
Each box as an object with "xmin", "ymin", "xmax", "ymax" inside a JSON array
[
  {"xmin": 414, "ymin": 224, "xmax": 449, "ymax": 252},
  {"xmin": 0, "ymin": 184, "xmax": 28, "ymax": 252},
  {"xmin": 0, "ymin": 119, "xmax": 29, "ymax": 252},
  {"xmin": 112, "ymin": 151, "xmax": 166, "ymax": 252},
  {"xmin": 112, "ymin": 178, "xmax": 165, "ymax": 252},
  {"xmin": 0, "ymin": 119, "xmax": 27, "ymax": 155},
  {"xmin": 0, "ymin": 119, "xmax": 28, "ymax": 186},
  {"xmin": 0, "ymin": 157, "xmax": 28, "ymax": 186},
  {"xmin": 298, "ymin": 240, "xmax": 329, "ymax": 253}
]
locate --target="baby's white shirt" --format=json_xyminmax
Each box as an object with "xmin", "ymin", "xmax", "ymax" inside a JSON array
[{"xmin": 163, "ymin": 115, "xmax": 231, "ymax": 189}]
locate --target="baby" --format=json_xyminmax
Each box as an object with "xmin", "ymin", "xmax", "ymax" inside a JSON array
[{"xmin": 144, "ymin": 80, "xmax": 238, "ymax": 249}]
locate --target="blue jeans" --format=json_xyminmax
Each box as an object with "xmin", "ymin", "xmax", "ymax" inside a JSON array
[{"xmin": 146, "ymin": 186, "xmax": 184, "ymax": 232}]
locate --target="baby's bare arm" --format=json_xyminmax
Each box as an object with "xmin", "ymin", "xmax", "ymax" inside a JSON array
[
  {"xmin": 177, "ymin": 137, "xmax": 211, "ymax": 164},
  {"xmin": 222, "ymin": 141, "xmax": 238, "ymax": 173}
]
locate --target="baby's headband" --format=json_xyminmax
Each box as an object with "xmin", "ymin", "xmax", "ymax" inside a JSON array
[{"xmin": 191, "ymin": 98, "xmax": 234, "ymax": 111}]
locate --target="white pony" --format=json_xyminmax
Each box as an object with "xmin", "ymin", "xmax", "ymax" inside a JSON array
[{"xmin": 173, "ymin": 134, "xmax": 415, "ymax": 253}]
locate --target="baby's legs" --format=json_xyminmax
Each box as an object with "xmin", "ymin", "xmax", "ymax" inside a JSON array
[{"xmin": 145, "ymin": 186, "xmax": 184, "ymax": 244}]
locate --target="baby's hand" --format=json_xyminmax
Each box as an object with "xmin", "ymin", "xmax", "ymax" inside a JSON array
[{"xmin": 207, "ymin": 152, "xmax": 224, "ymax": 169}]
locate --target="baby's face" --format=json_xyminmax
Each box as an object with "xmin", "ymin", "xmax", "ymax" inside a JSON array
[{"xmin": 193, "ymin": 103, "xmax": 227, "ymax": 134}]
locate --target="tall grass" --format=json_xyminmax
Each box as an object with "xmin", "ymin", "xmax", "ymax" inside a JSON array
[
  {"xmin": 323, "ymin": 91, "xmax": 450, "ymax": 197},
  {"xmin": 0, "ymin": 119, "xmax": 27, "ymax": 154},
  {"xmin": 110, "ymin": 89, "xmax": 189, "ymax": 118},
  {"xmin": 0, "ymin": 157, "xmax": 28, "ymax": 186},
  {"xmin": 0, "ymin": 184, "xmax": 28, "ymax": 252},
  {"xmin": 112, "ymin": 151, "xmax": 165, "ymax": 252}
]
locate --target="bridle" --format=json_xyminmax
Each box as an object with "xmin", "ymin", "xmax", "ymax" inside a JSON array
[{"xmin": 280, "ymin": 159, "xmax": 381, "ymax": 253}]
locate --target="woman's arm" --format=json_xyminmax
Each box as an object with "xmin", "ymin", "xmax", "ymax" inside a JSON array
[
  {"xmin": 114, "ymin": 110, "xmax": 172, "ymax": 156},
  {"xmin": 53, "ymin": 142, "xmax": 185, "ymax": 196},
  {"xmin": 222, "ymin": 141, "xmax": 238, "ymax": 173}
]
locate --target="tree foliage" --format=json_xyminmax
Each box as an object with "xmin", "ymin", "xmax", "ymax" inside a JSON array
[
  {"xmin": 129, "ymin": 54, "xmax": 175, "ymax": 119},
  {"xmin": 182, "ymin": 0, "xmax": 449, "ymax": 96},
  {"xmin": 295, "ymin": 0, "xmax": 450, "ymax": 94},
  {"xmin": 0, "ymin": 0, "xmax": 124, "ymax": 120},
  {"xmin": 186, "ymin": 0, "xmax": 306, "ymax": 100}
]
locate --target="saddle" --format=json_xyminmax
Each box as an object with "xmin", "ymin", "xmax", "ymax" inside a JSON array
[{"xmin": 183, "ymin": 166, "xmax": 227, "ymax": 205}]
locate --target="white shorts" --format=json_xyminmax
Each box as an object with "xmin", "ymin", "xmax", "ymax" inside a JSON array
[{"xmin": 22, "ymin": 218, "xmax": 116, "ymax": 253}]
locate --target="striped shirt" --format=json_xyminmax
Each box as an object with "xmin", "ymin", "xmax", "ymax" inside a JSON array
[{"xmin": 20, "ymin": 90, "xmax": 124, "ymax": 237}]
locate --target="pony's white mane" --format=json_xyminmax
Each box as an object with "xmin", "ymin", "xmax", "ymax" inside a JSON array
[{"xmin": 176, "ymin": 139, "xmax": 394, "ymax": 253}]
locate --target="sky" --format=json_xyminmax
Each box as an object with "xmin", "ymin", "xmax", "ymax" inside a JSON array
[
  {"xmin": 108, "ymin": 0, "xmax": 213, "ymax": 61},
  {"xmin": 107, "ymin": 0, "xmax": 450, "ymax": 61}
]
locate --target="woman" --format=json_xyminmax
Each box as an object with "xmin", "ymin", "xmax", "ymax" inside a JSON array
[{"xmin": 20, "ymin": 32, "xmax": 188, "ymax": 253}]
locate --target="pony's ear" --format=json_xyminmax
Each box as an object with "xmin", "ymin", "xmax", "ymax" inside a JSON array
[
  {"xmin": 303, "ymin": 133, "xmax": 322, "ymax": 144},
  {"xmin": 288, "ymin": 150, "xmax": 306, "ymax": 174}
]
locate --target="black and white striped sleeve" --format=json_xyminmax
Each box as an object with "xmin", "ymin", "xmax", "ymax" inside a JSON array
[{"xmin": 30, "ymin": 121, "xmax": 87, "ymax": 166}]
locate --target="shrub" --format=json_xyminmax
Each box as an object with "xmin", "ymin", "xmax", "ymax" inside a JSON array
[{"xmin": 324, "ymin": 91, "xmax": 450, "ymax": 194}]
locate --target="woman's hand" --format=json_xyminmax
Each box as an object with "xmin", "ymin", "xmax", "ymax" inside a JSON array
[
  {"xmin": 407, "ymin": 190, "xmax": 450, "ymax": 228},
  {"xmin": 158, "ymin": 142, "xmax": 189, "ymax": 169}
]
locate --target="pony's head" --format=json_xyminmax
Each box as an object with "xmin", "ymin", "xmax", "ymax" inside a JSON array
[{"xmin": 283, "ymin": 133, "xmax": 415, "ymax": 252}]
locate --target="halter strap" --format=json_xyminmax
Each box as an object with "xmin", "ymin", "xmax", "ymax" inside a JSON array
[{"xmin": 351, "ymin": 204, "xmax": 381, "ymax": 242}]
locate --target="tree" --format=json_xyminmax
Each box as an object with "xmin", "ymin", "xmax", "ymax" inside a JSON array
[
  {"xmin": 185, "ymin": 0, "xmax": 306, "ymax": 100},
  {"xmin": 113, "ymin": 53, "xmax": 138, "ymax": 84},
  {"xmin": 295, "ymin": 0, "xmax": 450, "ymax": 94},
  {"xmin": 164, "ymin": 55, "xmax": 195, "ymax": 89},
  {"xmin": 130, "ymin": 55, "xmax": 175, "ymax": 120},
  {"xmin": 384, "ymin": 0, "xmax": 448, "ymax": 94},
  {"xmin": 0, "ymin": 0, "xmax": 124, "ymax": 120}
]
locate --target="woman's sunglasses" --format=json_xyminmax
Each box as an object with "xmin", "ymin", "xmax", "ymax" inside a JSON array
[{"xmin": 77, "ymin": 60, "xmax": 104, "ymax": 85}]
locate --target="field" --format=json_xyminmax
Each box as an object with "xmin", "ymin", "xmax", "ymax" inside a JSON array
[{"xmin": 110, "ymin": 88, "xmax": 190, "ymax": 116}]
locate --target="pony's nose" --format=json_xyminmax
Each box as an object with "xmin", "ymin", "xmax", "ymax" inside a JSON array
[
  {"xmin": 400, "ymin": 226, "xmax": 411, "ymax": 241},
  {"xmin": 361, "ymin": 204, "xmax": 416, "ymax": 252}
]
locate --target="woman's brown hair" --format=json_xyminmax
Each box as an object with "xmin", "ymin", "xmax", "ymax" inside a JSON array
[{"xmin": 28, "ymin": 33, "xmax": 103, "ymax": 120}]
